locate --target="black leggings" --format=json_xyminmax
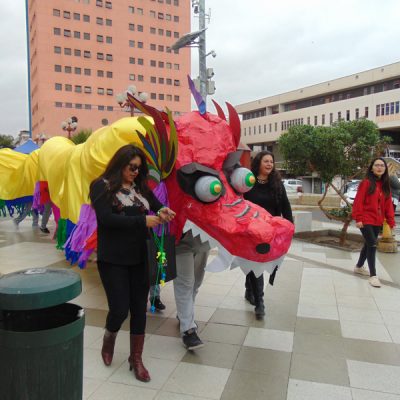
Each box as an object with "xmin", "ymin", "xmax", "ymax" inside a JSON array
[
  {"xmin": 357, "ymin": 225, "xmax": 381, "ymax": 277},
  {"xmin": 97, "ymin": 261, "xmax": 149, "ymax": 334}
]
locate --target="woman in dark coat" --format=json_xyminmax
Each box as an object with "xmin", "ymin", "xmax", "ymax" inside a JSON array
[
  {"xmin": 244, "ymin": 150, "xmax": 293, "ymax": 318},
  {"xmin": 90, "ymin": 144, "xmax": 175, "ymax": 382}
]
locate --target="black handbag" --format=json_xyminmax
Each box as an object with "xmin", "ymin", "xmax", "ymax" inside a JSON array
[{"xmin": 146, "ymin": 233, "xmax": 177, "ymax": 285}]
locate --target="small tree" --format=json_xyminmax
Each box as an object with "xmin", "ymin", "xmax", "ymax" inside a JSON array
[
  {"xmin": 279, "ymin": 119, "xmax": 389, "ymax": 244},
  {"xmin": 0, "ymin": 134, "xmax": 15, "ymax": 149},
  {"xmin": 70, "ymin": 129, "xmax": 92, "ymax": 144}
]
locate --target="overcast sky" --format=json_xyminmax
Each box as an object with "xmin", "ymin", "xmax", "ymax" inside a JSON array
[{"xmin": 1, "ymin": 0, "xmax": 400, "ymax": 134}]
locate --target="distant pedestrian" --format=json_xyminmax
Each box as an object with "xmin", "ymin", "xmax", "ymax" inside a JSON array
[
  {"xmin": 352, "ymin": 157, "xmax": 395, "ymax": 287},
  {"xmin": 388, "ymin": 163, "xmax": 400, "ymax": 212}
]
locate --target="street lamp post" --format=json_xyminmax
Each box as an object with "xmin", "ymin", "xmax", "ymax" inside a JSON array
[
  {"xmin": 61, "ymin": 117, "xmax": 78, "ymax": 139},
  {"xmin": 116, "ymin": 85, "xmax": 148, "ymax": 116}
]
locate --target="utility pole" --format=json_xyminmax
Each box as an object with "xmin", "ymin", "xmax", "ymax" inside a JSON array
[{"xmin": 198, "ymin": 0, "xmax": 207, "ymax": 103}]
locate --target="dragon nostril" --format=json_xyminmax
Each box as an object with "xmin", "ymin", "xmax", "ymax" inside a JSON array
[{"xmin": 256, "ymin": 243, "xmax": 270, "ymax": 254}]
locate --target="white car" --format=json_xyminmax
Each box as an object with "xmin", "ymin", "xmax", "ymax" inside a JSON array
[
  {"xmin": 283, "ymin": 179, "xmax": 303, "ymax": 193},
  {"xmin": 340, "ymin": 181, "xmax": 360, "ymax": 207}
]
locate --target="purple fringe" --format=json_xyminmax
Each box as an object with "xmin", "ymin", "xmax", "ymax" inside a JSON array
[
  {"xmin": 32, "ymin": 182, "xmax": 44, "ymax": 214},
  {"xmin": 151, "ymin": 181, "xmax": 170, "ymax": 236}
]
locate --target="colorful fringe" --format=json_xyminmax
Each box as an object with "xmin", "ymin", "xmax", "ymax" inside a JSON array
[
  {"xmin": 2, "ymin": 196, "xmax": 33, "ymax": 217},
  {"xmin": 55, "ymin": 218, "xmax": 76, "ymax": 250}
]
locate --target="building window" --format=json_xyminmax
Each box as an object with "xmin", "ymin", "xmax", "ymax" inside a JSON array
[
  {"xmin": 129, "ymin": 74, "xmax": 135, "ymax": 81},
  {"xmin": 129, "ymin": 57, "xmax": 135, "ymax": 64},
  {"xmin": 150, "ymin": 27, "xmax": 156, "ymax": 34},
  {"xmin": 150, "ymin": 60, "xmax": 156, "ymax": 67},
  {"xmin": 106, "ymin": 19, "xmax": 112, "ymax": 26},
  {"xmin": 150, "ymin": 43, "xmax": 156, "ymax": 50},
  {"xmin": 138, "ymin": 25, "xmax": 143, "ymax": 32},
  {"xmin": 53, "ymin": 9, "xmax": 60, "ymax": 17},
  {"xmin": 159, "ymin": 77, "xmax": 164, "ymax": 84},
  {"xmin": 174, "ymin": 79, "xmax": 180, "ymax": 86},
  {"xmin": 129, "ymin": 40, "xmax": 135, "ymax": 47},
  {"xmin": 66, "ymin": 103, "xmax": 72, "ymax": 108},
  {"xmin": 65, "ymin": 66, "xmax": 72, "ymax": 73},
  {"xmin": 106, "ymin": 54, "xmax": 113, "ymax": 61},
  {"xmin": 96, "ymin": 17, "xmax": 103, "ymax": 25},
  {"xmin": 274, "ymin": 122, "xmax": 277, "ymax": 132},
  {"xmin": 65, "ymin": 84, "xmax": 72, "ymax": 92},
  {"xmin": 158, "ymin": 45, "xmax": 164, "ymax": 52},
  {"xmin": 84, "ymin": 86, "xmax": 92, "ymax": 93},
  {"xmin": 137, "ymin": 58, "xmax": 143, "ymax": 65},
  {"xmin": 166, "ymin": 14, "xmax": 171, "ymax": 20},
  {"xmin": 63, "ymin": 11, "xmax": 71, "ymax": 19},
  {"xmin": 98, "ymin": 88, "xmax": 105, "ymax": 95},
  {"xmin": 75, "ymin": 85, "xmax": 82, "ymax": 93},
  {"xmin": 64, "ymin": 48, "xmax": 72, "ymax": 55},
  {"xmin": 85, "ymin": 104, "xmax": 92, "ymax": 110},
  {"xmin": 365, "ymin": 106, "xmax": 369, "ymax": 118},
  {"xmin": 166, "ymin": 30, "xmax": 171, "ymax": 37},
  {"xmin": 150, "ymin": 10, "xmax": 156, "ymax": 18},
  {"xmin": 97, "ymin": 35, "xmax": 104, "ymax": 42},
  {"xmin": 151, "ymin": 93, "xmax": 156, "ymax": 100},
  {"xmin": 106, "ymin": 89, "xmax": 113, "ymax": 95},
  {"xmin": 97, "ymin": 52, "xmax": 104, "ymax": 60},
  {"xmin": 83, "ymin": 14, "xmax": 90, "ymax": 22},
  {"xmin": 329, "ymin": 113, "xmax": 333, "ymax": 124},
  {"xmin": 159, "ymin": 93, "xmax": 165, "ymax": 100},
  {"xmin": 106, "ymin": 71, "xmax": 112, "ymax": 78},
  {"xmin": 84, "ymin": 50, "xmax": 91, "ymax": 58},
  {"xmin": 129, "ymin": 23, "xmax": 135, "ymax": 31},
  {"xmin": 158, "ymin": 12, "xmax": 164, "ymax": 19},
  {"xmin": 55, "ymin": 83, "xmax": 62, "ymax": 91},
  {"xmin": 64, "ymin": 29, "xmax": 71, "ymax": 37},
  {"xmin": 136, "ymin": 7, "xmax": 143, "ymax": 15},
  {"xmin": 138, "ymin": 41, "xmax": 143, "ymax": 48},
  {"xmin": 129, "ymin": 6, "xmax": 134, "ymax": 13},
  {"xmin": 74, "ymin": 67, "xmax": 81, "ymax": 74},
  {"xmin": 97, "ymin": 70, "xmax": 104, "ymax": 77},
  {"xmin": 174, "ymin": 31, "xmax": 179, "ymax": 38},
  {"xmin": 75, "ymin": 104, "xmax": 82, "ymax": 109},
  {"xmin": 314, "ymin": 116, "xmax": 318, "ymax": 126},
  {"xmin": 174, "ymin": 15, "xmax": 179, "ymax": 22},
  {"xmin": 106, "ymin": 36, "xmax": 112, "ymax": 44},
  {"xmin": 166, "ymin": 78, "xmax": 172, "ymax": 85},
  {"xmin": 167, "ymin": 94, "xmax": 172, "ymax": 101},
  {"xmin": 84, "ymin": 68, "xmax": 91, "ymax": 76},
  {"xmin": 174, "ymin": 64, "xmax": 180, "ymax": 70},
  {"xmin": 346, "ymin": 110, "xmax": 350, "ymax": 121},
  {"xmin": 138, "ymin": 75, "xmax": 144, "ymax": 82},
  {"xmin": 74, "ymin": 49, "xmax": 81, "ymax": 57},
  {"xmin": 321, "ymin": 114, "xmax": 325, "ymax": 125},
  {"xmin": 391, "ymin": 102, "xmax": 395, "ymax": 114},
  {"xmin": 158, "ymin": 61, "xmax": 164, "ymax": 68},
  {"xmin": 338, "ymin": 111, "xmax": 342, "ymax": 120},
  {"xmin": 74, "ymin": 31, "xmax": 81, "ymax": 39},
  {"xmin": 355, "ymin": 108, "xmax": 359, "ymax": 120},
  {"xmin": 105, "ymin": 1, "xmax": 112, "ymax": 9},
  {"xmin": 107, "ymin": 106, "xmax": 113, "ymax": 111},
  {"xmin": 73, "ymin": 13, "xmax": 80, "ymax": 20},
  {"xmin": 96, "ymin": 0, "xmax": 103, "ymax": 6},
  {"xmin": 98, "ymin": 105, "xmax": 105, "ymax": 111},
  {"xmin": 174, "ymin": 0, "xmax": 179, "ymax": 5},
  {"xmin": 54, "ymin": 64, "xmax": 62, "ymax": 72},
  {"xmin": 158, "ymin": 29, "xmax": 164, "ymax": 35},
  {"xmin": 84, "ymin": 32, "xmax": 90, "ymax": 40},
  {"xmin": 55, "ymin": 102, "xmax": 62, "ymax": 108},
  {"xmin": 54, "ymin": 46, "xmax": 62, "ymax": 54},
  {"xmin": 166, "ymin": 62, "xmax": 172, "ymax": 69},
  {"xmin": 151, "ymin": 76, "xmax": 156, "ymax": 83},
  {"xmin": 54, "ymin": 27, "xmax": 61, "ymax": 35}
]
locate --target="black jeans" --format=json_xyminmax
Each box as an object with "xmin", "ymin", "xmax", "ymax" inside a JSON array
[
  {"xmin": 357, "ymin": 225, "xmax": 381, "ymax": 277},
  {"xmin": 98, "ymin": 261, "xmax": 149, "ymax": 334},
  {"xmin": 245, "ymin": 271, "xmax": 264, "ymax": 304}
]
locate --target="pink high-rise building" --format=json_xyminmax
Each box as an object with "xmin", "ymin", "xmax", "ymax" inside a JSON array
[{"xmin": 28, "ymin": 0, "xmax": 191, "ymax": 140}]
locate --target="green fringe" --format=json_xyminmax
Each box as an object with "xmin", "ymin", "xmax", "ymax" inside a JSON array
[
  {"xmin": 0, "ymin": 199, "xmax": 6, "ymax": 217},
  {"xmin": 56, "ymin": 218, "xmax": 68, "ymax": 250}
]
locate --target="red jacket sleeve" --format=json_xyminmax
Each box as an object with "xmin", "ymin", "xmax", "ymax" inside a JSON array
[
  {"xmin": 351, "ymin": 180, "xmax": 368, "ymax": 223},
  {"xmin": 385, "ymin": 194, "xmax": 395, "ymax": 228}
]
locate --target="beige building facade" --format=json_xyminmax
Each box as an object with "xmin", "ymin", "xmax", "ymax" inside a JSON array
[
  {"xmin": 236, "ymin": 61, "xmax": 400, "ymax": 164},
  {"xmin": 28, "ymin": 0, "xmax": 190, "ymax": 140}
]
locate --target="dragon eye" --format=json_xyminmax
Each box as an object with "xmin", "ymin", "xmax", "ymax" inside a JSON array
[
  {"xmin": 194, "ymin": 176, "xmax": 223, "ymax": 202},
  {"xmin": 230, "ymin": 168, "xmax": 255, "ymax": 193}
]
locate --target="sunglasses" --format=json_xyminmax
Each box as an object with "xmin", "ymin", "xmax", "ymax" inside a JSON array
[{"xmin": 128, "ymin": 164, "xmax": 141, "ymax": 173}]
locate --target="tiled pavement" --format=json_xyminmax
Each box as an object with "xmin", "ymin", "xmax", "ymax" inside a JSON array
[{"xmin": 1, "ymin": 216, "xmax": 400, "ymax": 400}]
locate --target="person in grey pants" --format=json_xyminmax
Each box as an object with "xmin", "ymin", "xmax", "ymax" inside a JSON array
[
  {"xmin": 173, "ymin": 230, "xmax": 210, "ymax": 350},
  {"xmin": 13, "ymin": 201, "xmax": 52, "ymax": 234}
]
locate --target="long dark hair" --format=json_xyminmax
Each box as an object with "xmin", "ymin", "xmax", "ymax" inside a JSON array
[
  {"xmin": 365, "ymin": 157, "xmax": 390, "ymax": 197},
  {"xmin": 251, "ymin": 150, "xmax": 283, "ymax": 198},
  {"xmin": 90, "ymin": 144, "xmax": 149, "ymax": 198}
]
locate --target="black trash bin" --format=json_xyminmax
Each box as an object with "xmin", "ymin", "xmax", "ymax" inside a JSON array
[{"xmin": 0, "ymin": 268, "xmax": 85, "ymax": 400}]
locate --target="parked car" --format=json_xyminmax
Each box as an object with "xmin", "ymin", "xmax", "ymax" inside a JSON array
[
  {"xmin": 283, "ymin": 179, "xmax": 303, "ymax": 193},
  {"xmin": 340, "ymin": 180, "xmax": 360, "ymax": 207}
]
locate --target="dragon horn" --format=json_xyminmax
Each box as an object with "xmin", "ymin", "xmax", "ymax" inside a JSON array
[
  {"xmin": 212, "ymin": 100, "xmax": 226, "ymax": 121},
  {"xmin": 226, "ymin": 102, "xmax": 241, "ymax": 148},
  {"xmin": 187, "ymin": 75, "xmax": 206, "ymax": 115}
]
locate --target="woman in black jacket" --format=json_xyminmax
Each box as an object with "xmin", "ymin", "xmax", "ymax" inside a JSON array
[
  {"xmin": 90, "ymin": 144, "xmax": 175, "ymax": 382},
  {"xmin": 244, "ymin": 151, "xmax": 293, "ymax": 318}
]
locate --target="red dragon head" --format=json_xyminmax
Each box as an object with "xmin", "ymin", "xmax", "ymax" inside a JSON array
[{"xmin": 128, "ymin": 91, "xmax": 294, "ymax": 276}]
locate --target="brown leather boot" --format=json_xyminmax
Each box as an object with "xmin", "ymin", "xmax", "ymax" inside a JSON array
[
  {"xmin": 128, "ymin": 334, "xmax": 150, "ymax": 382},
  {"xmin": 101, "ymin": 330, "xmax": 117, "ymax": 366}
]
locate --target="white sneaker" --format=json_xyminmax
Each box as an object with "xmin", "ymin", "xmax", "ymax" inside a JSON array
[
  {"xmin": 354, "ymin": 266, "xmax": 369, "ymax": 276},
  {"xmin": 369, "ymin": 276, "xmax": 381, "ymax": 287}
]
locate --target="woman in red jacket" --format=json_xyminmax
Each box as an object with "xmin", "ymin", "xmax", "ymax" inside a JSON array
[{"xmin": 352, "ymin": 157, "xmax": 395, "ymax": 287}]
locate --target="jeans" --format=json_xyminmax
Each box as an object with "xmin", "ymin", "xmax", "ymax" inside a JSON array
[
  {"xmin": 40, "ymin": 202, "xmax": 52, "ymax": 229},
  {"xmin": 357, "ymin": 225, "xmax": 381, "ymax": 277},
  {"xmin": 173, "ymin": 231, "xmax": 210, "ymax": 334},
  {"xmin": 98, "ymin": 261, "xmax": 149, "ymax": 334},
  {"xmin": 245, "ymin": 271, "xmax": 264, "ymax": 303}
]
